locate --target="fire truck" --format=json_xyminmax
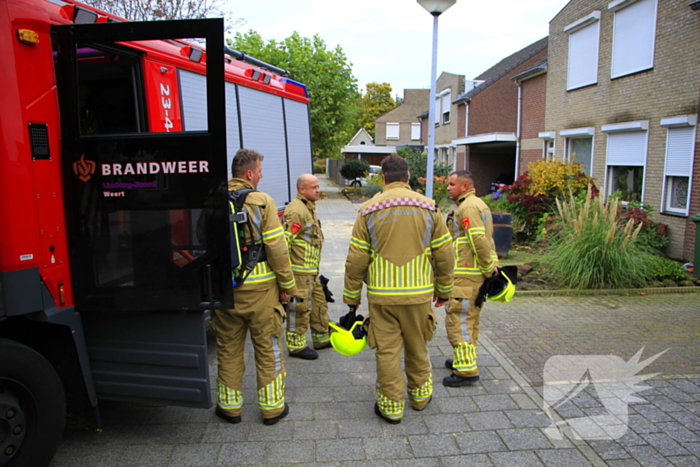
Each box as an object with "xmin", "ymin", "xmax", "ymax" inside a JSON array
[{"xmin": 0, "ymin": 0, "xmax": 313, "ymax": 465}]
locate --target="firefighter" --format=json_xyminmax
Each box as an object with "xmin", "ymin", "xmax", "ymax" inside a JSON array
[
  {"xmin": 343, "ymin": 156, "xmax": 454, "ymax": 424},
  {"xmin": 283, "ymin": 174, "xmax": 331, "ymax": 359},
  {"xmin": 443, "ymin": 170, "xmax": 499, "ymax": 387},
  {"xmin": 211, "ymin": 149, "xmax": 295, "ymax": 425}
]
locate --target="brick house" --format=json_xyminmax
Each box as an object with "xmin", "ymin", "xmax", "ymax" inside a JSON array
[
  {"xmin": 417, "ymin": 72, "xmax": 466, "ymax": 168},
  {"xmin": 451, "ymin": 38, "xmax": 548, "ymax": 195},
  {"xmin": 512, "ymin": 60, "xmax": 549, "ymax": 177},
  {"xmin": 375, "ymin": 89, "xmax": 429, "ymax": 148},
  {"xmin": 544, "ymin": 0, "xmax": 699, "ymax": 260}
]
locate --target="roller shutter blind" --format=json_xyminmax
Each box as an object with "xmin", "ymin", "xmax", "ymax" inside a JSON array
[
  {"xmin": 665, "ymin": 127, "xmax": 694, "ymax": 177},
  {"xmin": 611, "ymin": 0, "xmax": 657, "ymax": 78},
  {"xmin": 607, "ymin": 131, "xmax": 647, "ymax": 166},
  {"xmin": 238, "ymin": 86, "xmax": 289, "ymax": 207},
  {"xmin": 285, "ymin": 98, "xmax": 313, "ymax": 195},
  {"xmin": 567, "ymin": 21, "xmax": 600, "ymax": 90}
]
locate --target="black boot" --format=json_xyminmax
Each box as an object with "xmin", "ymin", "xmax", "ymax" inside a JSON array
[
  {"xmin": 215, "ymin": 406, "xmax": 242, "ymax": 424},
  {"xmin": 263, "ymin": 403, "xmax": 289, "ymax": 426},
  {"xmin": 445, "ymin": 358, "xmax": 453, "ymax": 369},
  {"xmin": 289, "ymin": 347, "xmax": 319, "ymax": 360},
  {"xmin": 374, "ymin": 402, "xmax": 401, "ymax": 424},
  {"xmin": 443, "ymin": 373, "xmax": 480, "ymax": 387}
]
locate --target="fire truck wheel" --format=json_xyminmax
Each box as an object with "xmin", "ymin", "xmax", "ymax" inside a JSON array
[{"xmin": 0, "ymin": 338, "xmax": 66, "ymax": 467}]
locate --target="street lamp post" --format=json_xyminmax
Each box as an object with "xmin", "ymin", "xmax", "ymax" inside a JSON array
[{"xmin": 417, "ymin": 0, "xmax": 456, "ymax": 199}]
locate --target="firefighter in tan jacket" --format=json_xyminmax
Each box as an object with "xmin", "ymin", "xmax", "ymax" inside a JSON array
[
  {"xmin": 344, "ymin": 156, "xmax": 454, "ymax": 424},
  {"xmin": 283, "ymin": 174, "xmax": 330, "ymax": 360},
  {"xmin": 443, "ymin": 170, "xmax": 499, "ymax": 387},
  {"xmin": 211, "ymin": 149, "xmax": 295, "ymax": 426}
]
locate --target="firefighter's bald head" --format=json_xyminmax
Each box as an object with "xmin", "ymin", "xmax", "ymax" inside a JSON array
[{"xmin": 297, "ymin": 173, "xmax": 320, "ymax": 202}]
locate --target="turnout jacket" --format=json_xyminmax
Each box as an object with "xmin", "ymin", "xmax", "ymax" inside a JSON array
[
  {"xmin": 343, "ymin": 182, "xmax": 454, "ymax": 306},
  {"xmin": 448, "ymin": 188, "xmax": 498, "ymax": 286},
  {"xmin": 283, "ymin": 194, "xmax": 324, "ymax": 276},
  {"xmin": 228, "ymin": 178, "xmax": 295, "ymax": 294}
]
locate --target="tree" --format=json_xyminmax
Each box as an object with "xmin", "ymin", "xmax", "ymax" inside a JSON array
[
  {"xmin": 356, "ymin": 82, "xmax": 396, "ymax": 137},
  {"xmin": 231, "ymin": 31, "xmax": 360, "ymax": 161},
  {"xmin": 82, "ymin": 0, "xmax": 244, "ymax": 33}
]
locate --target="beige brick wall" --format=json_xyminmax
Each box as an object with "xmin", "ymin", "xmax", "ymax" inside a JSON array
[
  {"xmin": 546, "ymin": 0, "xmax": 700, "ymax": 260},
  {"xmin": 375, "ymin": 89, "xmax": 430, "ymax": 146}
]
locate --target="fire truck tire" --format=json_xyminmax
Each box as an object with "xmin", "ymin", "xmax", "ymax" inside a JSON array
[{"xmin": 0, "ymin": 338, "xmax": 66, "ymax": 467}]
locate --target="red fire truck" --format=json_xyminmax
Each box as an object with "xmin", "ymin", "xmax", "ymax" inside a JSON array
[{"xmin": 0, "ymin": 0, "xmax": 313, "ymax": 465}]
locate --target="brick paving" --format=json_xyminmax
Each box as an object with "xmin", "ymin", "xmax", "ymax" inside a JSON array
[{"xmin": 51, "ymin": 175, "xmax": 700, "ymax": 466}]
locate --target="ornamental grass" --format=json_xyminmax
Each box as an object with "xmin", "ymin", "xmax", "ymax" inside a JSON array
[{"xmin": 543, "ymin": 189, "xmax": 657, "ymax": 290}]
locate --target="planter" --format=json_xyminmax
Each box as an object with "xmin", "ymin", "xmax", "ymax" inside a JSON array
[{"xmin": 492, "ymin": 213, "xmax": 513, "ymax": 258}]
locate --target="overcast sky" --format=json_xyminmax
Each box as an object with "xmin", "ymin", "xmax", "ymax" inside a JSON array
[{"xmin": 226, "ymin": 0, "xmax": 567, "ymax": 98}]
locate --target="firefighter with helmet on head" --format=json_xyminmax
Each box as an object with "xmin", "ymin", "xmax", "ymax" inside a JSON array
[{"xmin": 343, "ymin": 155, "xmax": 454, "ymax": 424}]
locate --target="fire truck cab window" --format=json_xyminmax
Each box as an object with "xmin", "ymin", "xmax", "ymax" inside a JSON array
[{"xmin": 75, "ymin": 46, "xmax": 144, "ymax": 135}]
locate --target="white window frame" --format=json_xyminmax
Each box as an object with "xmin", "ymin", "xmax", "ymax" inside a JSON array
[
  {"xmin": 565, "ymin": 11, "xmax": 601, "ymax": 91},
  {"xmin": 438, "ymin": 89, "xmax": 451, "ymax": 125},
  {"xmin": 602, "ymin": 121, "xmax": 649, "ymax": 202},
  {"xmin": 661, "ymin": 115, "xmax": 697, "ymax": 215},
  {"xmin": 539, "ymin": 131, "xmax": 556, "ymax": 161},
  {"xmin": 411, "ymin": 122, "xmax": 421, "ymax": 141},
  {"xmin": 609, "ymin": 0, "xmax": 657, "ymax": 79},
  {"xmin": 386, "ymin": 122, "xmax": 399, "ymax": 140}
]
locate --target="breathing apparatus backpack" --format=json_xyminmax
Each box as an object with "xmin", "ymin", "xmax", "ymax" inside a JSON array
[{"xmin": 229, "ymin": 189, "xmax": 266, "ymax": 287}]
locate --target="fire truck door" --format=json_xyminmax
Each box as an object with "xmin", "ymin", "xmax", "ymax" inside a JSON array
[{"xmin": 53, "ymin": 19, "xmax": 229, "ymax": 408}]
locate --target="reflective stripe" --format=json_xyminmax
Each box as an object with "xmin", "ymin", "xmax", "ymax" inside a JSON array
[
  {"xmin": 408, "ymin": 374, "xmax": 433, "ymax": 402},
  {"xmin": 286, "ymin": 331, "xmax": 306, "ymax": 351},
  {"xmin": 453, "ymin": 342, "xmax": 477, "ymax": 372},
  {"xmin": 431, "ymin": 231, "xmax": 451, "ymax": 248},
  {"xmin": 349, "ymin": 236, "xmax": 370, "ymax": 250},
  {"xmin": 435, "ymin": 283, "xmax": 453, "ymax": 294},
  {"xmin": 343, "ymin": 288, "xmax": 362, "ymax": 299},
  {"xmin": 257, "ymin": 371, "xmax": 286, "ymax": 411},
  {"xmin": 422, "ymin": 211, "xmax": 434, "ymax": 248},
  {"xmin": 367, "ymin": 285, "xmax": 434, "ymax": 295},
  {"xmin": 376, "ymin": 387, "xmax": 404, "ymax": 420},
  {"xmin": 263, "ymin": 226, "xmax": 284, "ymax": 241},
  {"xmin": 292, "ymin": 265, "xmax": 319, "ymax": 274},
  {"xmin": 311, "ymin": 331, "xmax": 330, "ymax": 344},
  {"xmin": 272, "ymin": 336, "xmax": 282, "ymax": 373},
  {"xmin": 217, "ymin": 380, "xmax": 243, "ymax": 410},
  {"xmin": 243, "ymin": 261, "xmax": 278, "ymax": 284}
]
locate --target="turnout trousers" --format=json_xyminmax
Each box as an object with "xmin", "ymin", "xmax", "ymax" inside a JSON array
[
  {"xmin": 445, "ymin": 283, "xmax": 483, "ymax": 378},
  {"xmin": 367, "ymin": 302, "xmax": 437, "ymax": 421},
  {"xmin": 211, "ymin": 285, "xmax": 287, "ymax": 420},
  {"xmin": 286, "ymin": 274, "xmax": 330, "ymax": 352}
]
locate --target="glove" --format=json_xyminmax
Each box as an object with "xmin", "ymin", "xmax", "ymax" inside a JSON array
[
  {"xmin": 319, "ymin": 275, "xmax": 335, "ymax": 303},
  {"xmin": 338, "ymin": 306, "xmax": 365, "ymax": 338}
]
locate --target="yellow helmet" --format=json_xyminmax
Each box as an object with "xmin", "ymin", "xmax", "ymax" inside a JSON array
[
  {"xmin": 486, "ymin": 266, "xmax": 517, "ymax": 303},
  {"xmin": 328, "ymin": 321, "xmax": 367, "ymax": 356}
]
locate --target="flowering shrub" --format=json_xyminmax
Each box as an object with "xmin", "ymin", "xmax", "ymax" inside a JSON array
[
  {"xmin": 617, "ymin": 201, "xmax": 668, "ymax": 251},
  {"xmin": 503, "ymin": 161, "xmax": 596, "ymax": 240}
]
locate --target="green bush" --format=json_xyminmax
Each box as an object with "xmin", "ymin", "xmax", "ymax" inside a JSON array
[
  {"xmin": 340, "ymin": 160, "xmax": 370, "ymax": 180},
  {"xmin": 397, "ymin": 147, "xmax": 451, "ymax": 205},
  {"xmin": 647, "ymin": 256, "xmax": 687, "ymax": 282},
  {"xmin": 543, "ymin": 193, "xmax": 657, "ymax": 289},
  {"xmin": 362, "ymin": 184, "xmax": 383, "ymax": 198},
  {"xmin": 313, "ymin": 163, "xmax": 325, "ymax": 174}
]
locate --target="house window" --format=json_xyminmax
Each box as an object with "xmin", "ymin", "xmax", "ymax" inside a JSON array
[
  {"xmin": 661, "ymin": 118, "xmax": 696, "ymax": 215},
  {"xmin": 603, "ymin": 123, "xmax": 649, "ymax": 202},
  {"xmin": 565, "ymin": 11, "xmax": 601, "ymax": 91},
  {"xmin": 441, "ymin": 90, "xmax": 451, "ymax": 125},
  {"xmin": 538, "ymin": 131, "xmax": 556, "ymax": 161},
  {"xmin": 411, "ymin": 122, "xmax": 421, "ymax": 141},
  {"xmin": 610, "ymin": 0, "xmax": 657, "ymax": 79},
  {"xmin": 386, "ymin": 122, "xmax": 399, "ymax": 140},
  {"xmin": 567, "ymin": 138, "xmax": 593, "ymax": 175}
]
